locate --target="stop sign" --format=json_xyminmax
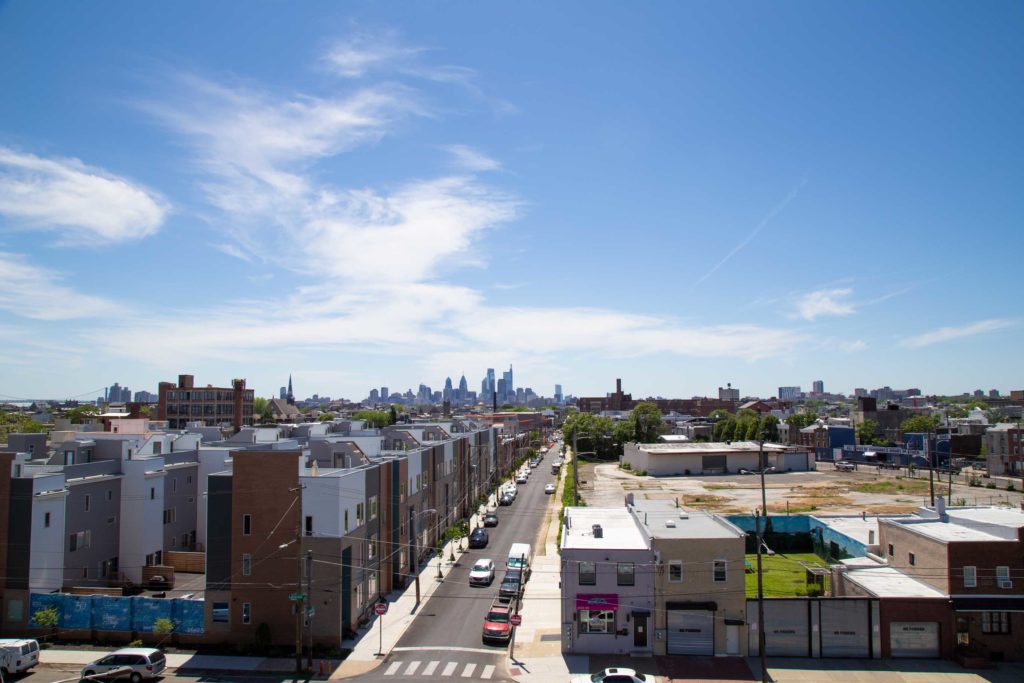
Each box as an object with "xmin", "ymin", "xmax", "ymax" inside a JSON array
[
  {"xmin": 509, "ymin": 614, "xmax": 522, "ymax": 626},
  {"xmin": 374, "ymin": 602, "xmax": 388, "ymax": 615}
]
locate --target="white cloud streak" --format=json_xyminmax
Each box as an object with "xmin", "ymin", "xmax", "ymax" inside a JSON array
[
  {"xmin": 795, "ymin": 288, "xmax": 856, "ymax": 321},
  {"xmin": 0, "ymin": 147, "xmax": 168, "ymax": 243},
  {"xmin": 900, "ymin": 319, "xmax": 1017, "ymax": 349},
  {"xmin": 0, "ymin": 252, "xmax": 124, "ymax": 320},
  {"xmin": 692, "ymin": 177, "xmax": 807, "ymax": 289},
  {"xmin": 445, "ymin": 145, "xmax": 501, "ymax": 172}
]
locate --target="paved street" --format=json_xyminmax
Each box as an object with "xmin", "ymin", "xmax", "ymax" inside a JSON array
[{"xmin": 342, "ymin": 442, "xmax": 561, "ymax": 682}]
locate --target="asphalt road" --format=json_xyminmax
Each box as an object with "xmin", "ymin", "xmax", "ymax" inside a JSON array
[
  {"xmin": 31, "ymin": 667, "xmax": 312, "ymax": 683},
  {"xmin": 356, "ymin": 440, "xmax": 561, "ymax": 681}
]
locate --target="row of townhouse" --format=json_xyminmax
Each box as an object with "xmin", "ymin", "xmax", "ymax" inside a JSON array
[
  {"xmin": 1, "ymin": 414, "xmax": 531, "ymax": 646},
  {"xmin": 203, "ymin": 419, "xmax": 529, "ymax": 645}
]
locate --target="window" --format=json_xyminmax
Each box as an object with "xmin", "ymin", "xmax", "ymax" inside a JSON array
[
  {"xmin": 888, "ymin": 543, "xmax": 894, "ymax": 557},
  {"xmin": 150, "ymin": 487, "xmax": 155, "ymax": 500},
  {"xmin": 107, "ymin": 489, "xmax": 113, "ymax": 501},
  {"xmin": 668, "ymin": 560, "xmax": 683, "ymax": 583},
  {"xmin": 578, "ymin": 609, "xmax": 614, "ymax": 634},
  {"xmin": 69, "ymin": 530, "xmax": 90, "ymax": 552},
  {"xmin": 578, "ymin": 561, "xmax": 596, "ymax": 585},
  {"xmin": 997, "ymin": 566, "xmax": 1010, "ymax": 586},
  {"xmin": 187, "ymin": 475, "xmax": 192, "ymax": 484},
  {"xmin": 713, "ymin": 559, "xmax": 727, "ymax": 582},
  {"xmin": 163, "ymin": 508, "xmax": 176, "ymax": 524},
  {"xmin": 107, "ymin": 516, "xmax": 116, "ymax": 524},
  {"xmin": 242, "ymin": 553, "xmax": 252, "ymax": 576},
  {"xmin": 964, "ymin": 566, "xmax": 977, "ymax": 588},
  {"xmin": 356, "ymin": 503, "xmax": 364, "ymax": 525},
  {"xmin": 369, "ymin": 496, "xmax": 378, "ymax": 520},
  {"xmin": 909, "ymin": 552, "xmax": 916, "ymax": 566},
  {"xmin": 368, "ymin": 535, "xmax": 377, "ymax": 560},
  {"xmin": 369, "ymin": 571, "xmax": 379, "ymax": 598},
  {"xmin": 44, "ymin": 512, "xmax": 51, "ymax": 528},
  {"xmin": 400, "ymin": 482, "xmax": 406, "ymax": 500},
  {"xmin": 170, "ymin": 536, "xmax": 176, "ymax": 548},
  {"xmin": 241, "ymin": 602, "xmax": 251, "ymax": 625},
  {"xmin": 305, "ymin": 515, "xmax": 313, "ymax": 536},
  {"xmin": 172, "ymin": 478, "xmax": 177, "ymax": 493},
  {"xmin": 344, "ymin": 510, "xmax": 349, "ymax": 533},
  {"xmin": 242, "ymin": 514, "xmax": 252, "ymax": 535},
  {"xmin": 84, "ymin": 494, "xmax": 91, "ymax": 512},
  {"xmin": 616, "ymin": 562, "xmax": 635, "ymax": 586},
  {"xmin": 982, "ymin": 611, "xmax": 1010, "ymax": 634}
]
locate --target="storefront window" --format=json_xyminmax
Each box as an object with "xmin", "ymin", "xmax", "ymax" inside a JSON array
[
  {"xmin": 578, "ymin": 561, "xmax": 596, "ymax": 585},
  {"xmin": 579, "ymin": 609, "xmax": 614, "ymax": 634}
]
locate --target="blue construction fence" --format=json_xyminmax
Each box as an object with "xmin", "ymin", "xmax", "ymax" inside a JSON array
[
  {"xmin": 726, "ymin": 515, "xmax": 869, "ymax": 560},
  {"xmin": 29, "ymin": 593, "xmax": 204, "ymax": 634}
]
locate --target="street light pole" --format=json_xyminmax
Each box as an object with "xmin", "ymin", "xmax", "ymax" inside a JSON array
[{"xmin": 306, "ymin": 549, "xmax": 313, "ymax": 671}]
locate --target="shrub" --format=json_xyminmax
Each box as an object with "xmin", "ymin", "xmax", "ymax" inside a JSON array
[
  {"xmin": 128, "ymin": 639, "xmax": 143, "ymax": 648},
  {"xmin": 986, "ymin": 483, "xmax": 997, "ymax": 489},
  {"xmin": 1008, "ymin": 483, "xmax": 1016, "ymax": 492}
]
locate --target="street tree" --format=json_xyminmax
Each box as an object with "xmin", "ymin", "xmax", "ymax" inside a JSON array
[
  {"xmin": 630, "ymin": 402, "xmax": 664, "ymax": 443},
  {"xmin": 901, "ymin": 415, "xmax": 942, "ymax": 433},
  {"xmin": 856, "ymin": 419, "xmax": 883, "ymax": 446}
]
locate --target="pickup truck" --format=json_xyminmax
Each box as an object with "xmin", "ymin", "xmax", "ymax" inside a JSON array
[{"xmin": 482, "ymin": 596, "xmax": 516, "ymax": 644}]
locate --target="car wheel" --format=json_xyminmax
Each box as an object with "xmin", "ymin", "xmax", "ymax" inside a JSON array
[
  {"xmin": 82, "ymin": 670, "xmax": 96, "ymax": 680},
  {"xmin": 130, "ymin": 672, "xmax": 143, "ymax": 683}
]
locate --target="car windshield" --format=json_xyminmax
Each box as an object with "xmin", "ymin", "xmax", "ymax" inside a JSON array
[
  {"xmin": 473, "ymin": 561, "xmax": 490, "ymax": 571},
  {"xmin": 486, "ymin": 610, "xmax": 508, "ymax": 623},
  {"xmin": 150, "ymin": 652, "xmax": 165, "ymax": 663}
]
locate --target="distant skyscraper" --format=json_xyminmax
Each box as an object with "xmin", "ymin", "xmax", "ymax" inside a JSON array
[
  {"xmin": 496, "ymin": 378, "xmax": 507, "ymax": 404},
  {"xmin": 458, "ymin": 374, "xmax": 468, "ymax": 401},
  {"xmin": 812, "ymin": 380, "xmax": 824, "ymax": 395},
  {"xmin": 105, "ymin": 382, "xmax": 131, "ymax": 403},
  {"xmin": 554, "ymin": 384, "xmax": 563, "ymax": 404},
  {"xmin": 778, "ymin": 386, "xmax": 802, "ymax": 401},
  {"xmin": 380, "ymin": 387, "xmax": 388, "ymax": 403},
  {"xmin": 718, "ymin": 383, "xmax": 739, "ymax": 401},
  {"xmin": 502, "ymin": 365, "xmax": 514, "ymax": 402},
  {"xmin": 443, "ymin": 377, "xmax": 454, "ymax": 403},
  {"xmin": 279, "ymin": 386, "xmax": 287, "ymax": 399},
  {"xmin": 369, "ymin": 388, "xmax": 380, "ymax": 403}
]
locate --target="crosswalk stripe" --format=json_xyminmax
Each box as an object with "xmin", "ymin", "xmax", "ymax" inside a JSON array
[
  {"xmin": 481, "ymin": 664, "xmax": 495, "ymax": 679},
  {"xmin": 422, "ymin": 660, "xmax": 440, "ymax": 676},
  {"xmin": 442, "ymin": 661, "xmax": 458, "ymax": 676},
  {"xmin": 461, "ymin": 662, "xmax": 477, "ymax": 678},
  {"xmin": 403, "ymin": 660, "xmax": 420, "ymax": 675},
  {"xmin": 385, "ymin": 662, "xmax": 402, "ymax": 676}
]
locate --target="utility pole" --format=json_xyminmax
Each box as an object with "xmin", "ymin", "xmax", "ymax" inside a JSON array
[
  {"xmin": 290, "ymin": 485, "xmax": 304, "ymax": 674},
  {"xmin": 927, "ymin": 428, "xmax": 935, "ymax": 507},
  {"xmin": 572, "ymin": 429, "xmax": 578, "ymax": 506},
  {"xmin": 306, "ymin": 549, "xmax": 313, "ymax": 671},
  {"xmin": 756, "ymin": 508, "xmax": 768, "ymax": 682}
]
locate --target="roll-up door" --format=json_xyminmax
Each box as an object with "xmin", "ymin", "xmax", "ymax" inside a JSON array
[
  {"xmin": 889, "ymin": 622, "xmax": 939, "ymax": 658},
  {"xmin": 763, "ymin": 600, "xmax": 810, "ymax": 656},
  {"xmin": 666, "ymin": 610, "xmax": 714, "ymax": 655},
  {"xmin": 819, "ymin": 600, "xmax": 870, "ymax": 658}
]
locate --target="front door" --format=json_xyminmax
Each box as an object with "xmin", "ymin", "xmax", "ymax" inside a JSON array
[{"xmin": 634, "ymin": 614, "xmax": 648, "ymax": 648}]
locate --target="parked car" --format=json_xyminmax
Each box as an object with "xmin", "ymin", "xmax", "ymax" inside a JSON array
[
  {"xmin": 80, "ymin": 648, "xmax": 166, "ymax": 682},
  {"xmin": 515, "ymin": 473, "xmax": 528, "ymax": 484},
  {"xmin": 468, "ymin": 527, "xmax": 489, "ymax": 549},
  {"xmin": 544, "ymin": 483, "xmax": 556, "ymax": 494},
  {"xmin": 740, "ymin": 466, "xmax": 776, "ymax": 475},
  {"xmin": 499, "ymin": 568, "xmax": 524, "ymax": 599},
  {"xmin": 572, "ymin": 667, "xmax": 648, "ymax": 683},
  {"xmin": 0, "ymin": 638, "xmax": 39, "ymax": 675},
  {"xmin": 483, "ymin": 512, "xmax": 499, "ymax": 527},
  {"xmin": 499, "ymin": 493, "xmax": 514, "ymax": 506},
  {"xmin": 482, "ymin": 596, "xmax": 515, "ymax": 644},
  {"xmin": 834, "ymin": 461, "xmax": 856, "ymax": 472},
  {"xmin": 469, "ymin": 558, "xmax": 495, "ymax": 586}
]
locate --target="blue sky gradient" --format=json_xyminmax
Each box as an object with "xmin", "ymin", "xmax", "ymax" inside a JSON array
[{"xmin": 1, "ymin": 1, "xmax": 1021, "ymax": 401}]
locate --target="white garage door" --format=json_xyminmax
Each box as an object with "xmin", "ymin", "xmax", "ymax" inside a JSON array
[
  {"xmin": 819, "ymin": 600, "xmax": 870, "ymax": 658},
  {"xmin": 890, "ymin": 622, "xmax": 939, "ymax": 658},
  {"xmin": 666, "ymin": 610, "xmax": 714, "ymax": 655}
]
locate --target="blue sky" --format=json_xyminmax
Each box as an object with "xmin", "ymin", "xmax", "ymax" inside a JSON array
[{"xmin": 1, "ymin": 1, "xmax": 1022, "ymax": 402}]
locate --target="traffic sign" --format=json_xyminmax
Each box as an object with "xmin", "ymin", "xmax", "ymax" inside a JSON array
[
  {"xmin": 288, "ymin": 593, "xmax": 307, "ymax": 601},
  {"xmin": 509, "ymin": 614, "xmax": 522, "ymax": 627},
  {"xmin": 374, "ymin": 602, "xmax": 389, "ymax": 615}
]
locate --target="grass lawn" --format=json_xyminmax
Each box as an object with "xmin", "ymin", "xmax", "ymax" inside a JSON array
[
  {"xmin": 744, "ymin": 552, "xmax": 829, "ymax": 598},
  {"xmin": 852, "ymin": 478, "xmax": 930, "ymax": 495}
]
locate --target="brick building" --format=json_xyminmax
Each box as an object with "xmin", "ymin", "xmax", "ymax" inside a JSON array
[{"xmin": 157, "ymin": 374, "xmax": 254, "ymax": 431}]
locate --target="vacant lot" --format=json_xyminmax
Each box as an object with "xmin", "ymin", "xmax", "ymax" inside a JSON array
[
  {"xmin": 744, "ymin": 552, "xmax": 829, "ymax": 598},
  {"xmin": 579, "ymin": 461, "xmax": 1024, "ymax": 515}
]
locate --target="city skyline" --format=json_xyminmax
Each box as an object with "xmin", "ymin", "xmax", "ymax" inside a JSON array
[{"xmin": 1, "ymin": 2, "xmax": 1022, "ymax": 401}]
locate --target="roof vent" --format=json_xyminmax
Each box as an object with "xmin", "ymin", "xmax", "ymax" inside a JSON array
[
  {"xmin": 592, "ymin": 524, "xmax": 603, "ymax": 538},
  {"xmin": 665, "ymin": 519, "xmax": 676, "ymax": 528}
]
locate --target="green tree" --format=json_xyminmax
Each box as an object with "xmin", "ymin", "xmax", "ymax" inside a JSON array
[
  {"xmin": 758, "ymin": 415, "xmax": 780, "ymax": 442},
  {"xmin": 708, "ymin": 409, "xmax": 734, "ymax": 421},
  {"xmin": 32, "ymin": 605, "xmax": 59, "ymax": 641},
  {"xmin": 64, "ymin": 404, "xmax": 99, "ymax": 423},
  {"xmin": 713, "ymin": 417, "xmax": 737, "ymax": 441},
  {"xmin": 388, "ymin": 405, "xmax": 398, "ymax": 425},
  {"xmin": 354, "ymin": 410, "xmax": 390, "ymax": 428},
  {"xmin": 612, "ymin": 420, "xmax": 635, "ymax": 454},
  {"xmin": 901, "ymin": 415, "xmax": 941, "ymax": 433},
  {"xmin": 786, "ymin": 412, "xmax": 818, "ymax": 429},
  {"xmin": 856, "ymin": 419, "xmax": 882, "ymax": 446},
  {"xmin": 153, "ymin": 617, "xmax": 174, "ymax": 636},
  {"xmin": 317, "ymin": 412, "xmax": 336, "ymax": 421},
  {"xmin": 252, "ymin": 397, "xmax": 272, "ymax": 422},
  {"xmin": 562, "ymin": 411, "xmax": 616, "ymax": 459},
  {"xmin": 630, "ymin": 402, "xmax": 664, "ymax": 443}
]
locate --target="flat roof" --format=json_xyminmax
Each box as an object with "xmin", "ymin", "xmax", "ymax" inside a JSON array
[
  {"xmin": 947, "ymin": 507, "xmax": 1024, "ymax": 529},
  {"xmin": 635, "ymin": 440, "xmax": 789, "ymax": 454},
  {"xmin": 563, "ymin": 507, "xmax": 649, "ymax": 550},
  {"xmin": 898, "ymin": 520, "xmax": 1003, "ymax": 542},
  {"xmin": 632, "ymin": 499, "xmax": 744, "ymax": 540},
  {"xmin": 843, "ymin": 565, "xmax": 947, "ymax": 598},
  {"xmin": 813, "ymin": 515, "xmax": 891, "ymax": 546}
]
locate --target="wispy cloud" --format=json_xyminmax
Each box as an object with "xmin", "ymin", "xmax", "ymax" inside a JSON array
[
  {"xmin": 324, "ymin": 30, "xmax": 423, "ymax": 78},
  {"xmin": 794, "ymin": 288, "xmax": 856, "ymax": 321},
  {"xmin": 692, "ymin": 177, "xmax": 807, "ymax": 289},
  {"xmin": 445, "ymin": 145, "xmax": 501, "ymax": 172},
  {"xmin": 900, "ymin": 319, "xmax": 1017, "ymax": 349},
  {"xmin": 841, "ymin": 339, "xmax": 867, "ymax": 352},
  {"xmin": 0, "ymin": 147, "xmax": 167, "ymax": 243},
  {"xmin": 0, "ymin": 252, "xmax": 124, "ymax": 320}
]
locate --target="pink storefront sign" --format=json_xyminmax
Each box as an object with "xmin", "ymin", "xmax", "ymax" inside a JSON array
[{"xmin": 576, "ymin": 593, "xmax": 619, "ymax": 610}]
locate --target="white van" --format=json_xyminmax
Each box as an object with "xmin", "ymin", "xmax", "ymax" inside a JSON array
[
  {"xmin": 0, "ymin": 638, "xmax": 40, "ymax": 674},
  {"xmin": 507, "ymin": 542, "xmax": 532, "ymax": 581}
]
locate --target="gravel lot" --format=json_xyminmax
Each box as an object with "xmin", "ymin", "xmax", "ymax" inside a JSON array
[{"xmin": 578, "ymin": 461, "xmax": 1024, "ymax": 514}]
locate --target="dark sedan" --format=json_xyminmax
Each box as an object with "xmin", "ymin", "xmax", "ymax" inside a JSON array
[
  {"xmin": 483, "ymin": 512, "xmax": 499, "ymax": 527},
  {"xmin": 499, "ymin": 493, "xmax": 514, "ymax": 506},
  {"xmin": 468, "ymin": 527, "xmax": 489, "ymax": 549},
  {"xmin": 499, "ymin": 568, "xmax": 523, "ymax": 598}
]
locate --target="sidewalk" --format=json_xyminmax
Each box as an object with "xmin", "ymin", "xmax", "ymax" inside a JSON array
[
  {"xmin": 331, "ymin": 488, "xmax": 502, "ymax": 679},
  {"xmin": 40, "ymin": 648, "xmax": 302, "ymax": 674}
]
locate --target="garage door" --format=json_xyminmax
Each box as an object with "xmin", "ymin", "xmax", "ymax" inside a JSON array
[
  {"xmin": 890, "ymin": 622, "xmax": 939, "ymax": 658},
  {"xmin": 819, "ymin": 600, "xmax": 870, "ymax": 658},
  {"xmin": 667, "ymin": 610, "xmax": 714, "ymax": 655},
  {"xmin": 763, "ymin": 601, "xmax": 810, "ymax": 656}
]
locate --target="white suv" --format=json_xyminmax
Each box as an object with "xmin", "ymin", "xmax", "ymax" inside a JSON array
[{"xmin": 81, "ymin": 648, "xmax": 166, "ymax": 681}]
